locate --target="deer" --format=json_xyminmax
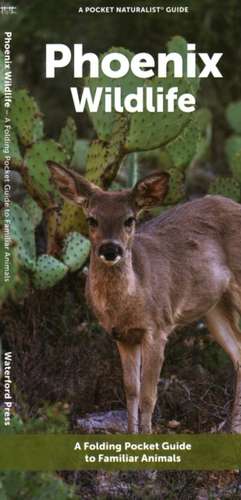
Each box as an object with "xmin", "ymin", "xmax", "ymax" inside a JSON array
[{"xmin": 48, "ymin": 162, "xmax": 241, "ymax": 434}]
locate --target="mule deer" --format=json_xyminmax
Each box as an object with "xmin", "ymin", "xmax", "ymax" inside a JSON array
[{"xmin": 48, "ymin": 162, "xmax": 241, "ymax": 433}]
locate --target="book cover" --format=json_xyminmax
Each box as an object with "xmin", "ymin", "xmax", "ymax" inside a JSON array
[{"xmin": 1, "ymin": 1, "xmax": 241, "ymax": 497}]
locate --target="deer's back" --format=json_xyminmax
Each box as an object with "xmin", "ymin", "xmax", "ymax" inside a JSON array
[
  {"xmin": 133, "ymin": 195, "xmax": 241, "ymax": 325},
  {"xmin": 138, "ymin": 195, "xmax": 241, "ymax": 261}
]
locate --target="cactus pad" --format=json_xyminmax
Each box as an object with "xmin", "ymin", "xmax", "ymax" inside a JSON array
[
  {"xmin": 225, "ymin": 135, "xmax": 241, "ymax": 180},
  {"xmin": 126, "ymin": 36, "xmax": 200, "ymax": 151},
  {"xmin": 62, "ymin": 232, "xmax": 90, "ymax": 271},
  {"xmin": 33, "ymin": 254, "xmax": 68, "ymax": 289},
  {"xmin": 86, "ymin": 47, "xmax": 138, "ymax": 141},
  {"xmin": 24, "ymin": 139, "xmax": 68, "ymax": 203},
  {"xmin": 165, "ymin": 117, "xmax": 199, "ymax": 169},
  {"xmin": 0, "ymin": 112, "xmax": 22, "ymax": 167},
  {"xmin": 70, "ymin": 139, "xmax": 90, "ymax": 172},
  {"xmin": 22, "ymin": 195, "xmax": 43, "ymax": 228},
  {"xmin": 10, "ymin": 90, "xmax": 44, "ymax": 146},
  {"xmin": 59, "ymin": 117, "xmax": 77, "ymax": 160},
  {"xmin": 164, "ymin": 168, "xmax": 185, "ymax": 205},
  {"xmin": 226, "ymin": 100, "xmax": 241, "ymax": 134},
  {"xmin": 0, "ymin": 238, "xmax": 30, "ymax": 305},
  {"xmin": 10, "ymin": 203, "xmax": 36, "ymax": 271},
  {"xmin": 86, "ymin": 114, "xmax": 127, "ymax": 187},
  {"xmin": 208, "ymin": 176, "xmax": 240, "ymax": 201}
]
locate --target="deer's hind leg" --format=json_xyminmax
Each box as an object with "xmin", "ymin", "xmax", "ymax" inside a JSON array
[{"xmin": 205, "ymin": 298, "xmax": 241, "ymax": 433}]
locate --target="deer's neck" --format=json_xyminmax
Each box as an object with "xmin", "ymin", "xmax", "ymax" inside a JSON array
[
  {"xmin": 89, "ymin": 249, "xmax": 136, "ymax": 295},
  {"xmin": 88, "ymin": 249, "xmax": 138, "ymax": 325}
]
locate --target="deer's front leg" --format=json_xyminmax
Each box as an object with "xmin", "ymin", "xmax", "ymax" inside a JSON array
[
  {"xmin": 117, "ymin": 341, "xmax": 141, "ymax": 433},
  {"xmin": 140, "ymin": 333, "xmax": 167, "ymax": 433}
]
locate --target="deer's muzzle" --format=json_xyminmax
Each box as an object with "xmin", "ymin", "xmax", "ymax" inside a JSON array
[{"xmin": 98, "ymin": 242, "xmax": 123, "ymax": 265}]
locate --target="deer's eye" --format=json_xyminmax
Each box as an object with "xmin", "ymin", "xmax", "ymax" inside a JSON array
[
  {"xmin": 124, "ymin": 216, "xmax": 136, "ymax": 228},
  {"xmin": 87, "ymin": 216, "xmax": 98, "ymax": 228}
]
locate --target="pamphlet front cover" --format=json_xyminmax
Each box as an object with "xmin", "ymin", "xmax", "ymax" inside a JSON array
[{"xmin": 1, "ymin": 1, "xmax": 241, "ymax": 497}]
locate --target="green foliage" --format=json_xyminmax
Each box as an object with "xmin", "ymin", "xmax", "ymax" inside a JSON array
[
  {"xmin": 0, "ymin": 471, "xmax": 77, "ymax": 500},
  {"xmin": 0, "ymin": 410, "xmax": 24, "ymax": 433},
  {"xmin": 0, "ymin": 404, "xmax": 69, "ymax": 434}
]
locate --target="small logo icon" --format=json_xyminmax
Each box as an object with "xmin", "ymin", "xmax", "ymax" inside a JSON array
[{"xmin": 0, "ymin": 3, "xmax": 17, "ymax": 15}]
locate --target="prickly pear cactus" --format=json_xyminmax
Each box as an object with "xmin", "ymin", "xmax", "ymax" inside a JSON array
[
  {"xmin": 164, "ymin": 169, "xmax": 185, "ymax": 205},
  {"xmin": 169, "ymin": 109, "xmax": 211, "ymax": 163},
  {"xmin": 62, "ymin": 232, "xmax": 90, "ymax": 271},
  {"xmin": 10, "ymin": 90, "xmax": 44, "ymax": 146},
  {"xmin": 86, "ymin": 115, "xmax": 128, "ymax": 187},
  {"xmin": 209, "ymin": 101, "xmax": 241, "ymax": 201},
  {"xmin": 10, "ymin": 203, "xmax": 36, "ymax": 272},
  {"xmin": 126, "ymin": 36, "xmax": 199, "ymax": 151},
  {"xmin": 0, "ymin": 117, "xmax": 22, "ymax": 167},
  {"xmin": 0, "ymin": 99, "xmax": 22, "ymax": 167},
  {"xmin": 0, "ymin": 238, "xmax": 30, "ymax": 305},
  {"xmin": 33, "ymin": 255, "xmax": 68, "ymax": 289},
  {"xmin": 226, "ymin": 100, "xmax": 241, "ymax": 134},
  {"xmin": 0, "ymin": 36, "xmax": 214, "ymax": 307},
  {"xmin": 86, "ymin": 36, "xmax": 200, "ymax": 154},
  {"xmin": 24, "ymin": 139, "xmax": 67, "ymax": 205},
  {"xmin": 86, "ymin": 47, "xmax": 139, "ymax": 141},
  {"xmin": 22, "ymin": 196, "xmax": 43, "ymax": 228},
  {"xmin": 59, "ymin": 117, "xmax": 77, "ymax": 160},
  {"xmin": 208, "ymin": 176, "xmax": 240, "ymax": 201},
  {"xmin": 70, "ymin": 139, "xmax": 90, "ymax": 172},
  {"xmin": 225, "ymin": 135, "xmax": 241, "ymax": 180},
  {"xmin": 165, "ymin": 116, "xmax": 200, "ymax": 171}
]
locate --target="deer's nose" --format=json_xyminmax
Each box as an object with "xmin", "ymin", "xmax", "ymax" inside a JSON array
[{"xmin": 98, "ymin": 242, "xmax": 123, "ymax": 261}]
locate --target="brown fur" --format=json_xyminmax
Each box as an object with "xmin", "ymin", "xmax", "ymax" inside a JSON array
[{"xmin": 48, "ymin": 163, "xmax": 241, "ymax": 433}]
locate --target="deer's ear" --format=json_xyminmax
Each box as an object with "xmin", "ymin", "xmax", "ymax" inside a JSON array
[
  {"xmin": 132, "ymin": 172, "xmax": 169, "ymax": 210},
  {"xmin": 47, "ymin": 161, "xmax": 97, "ymax": 207}
]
